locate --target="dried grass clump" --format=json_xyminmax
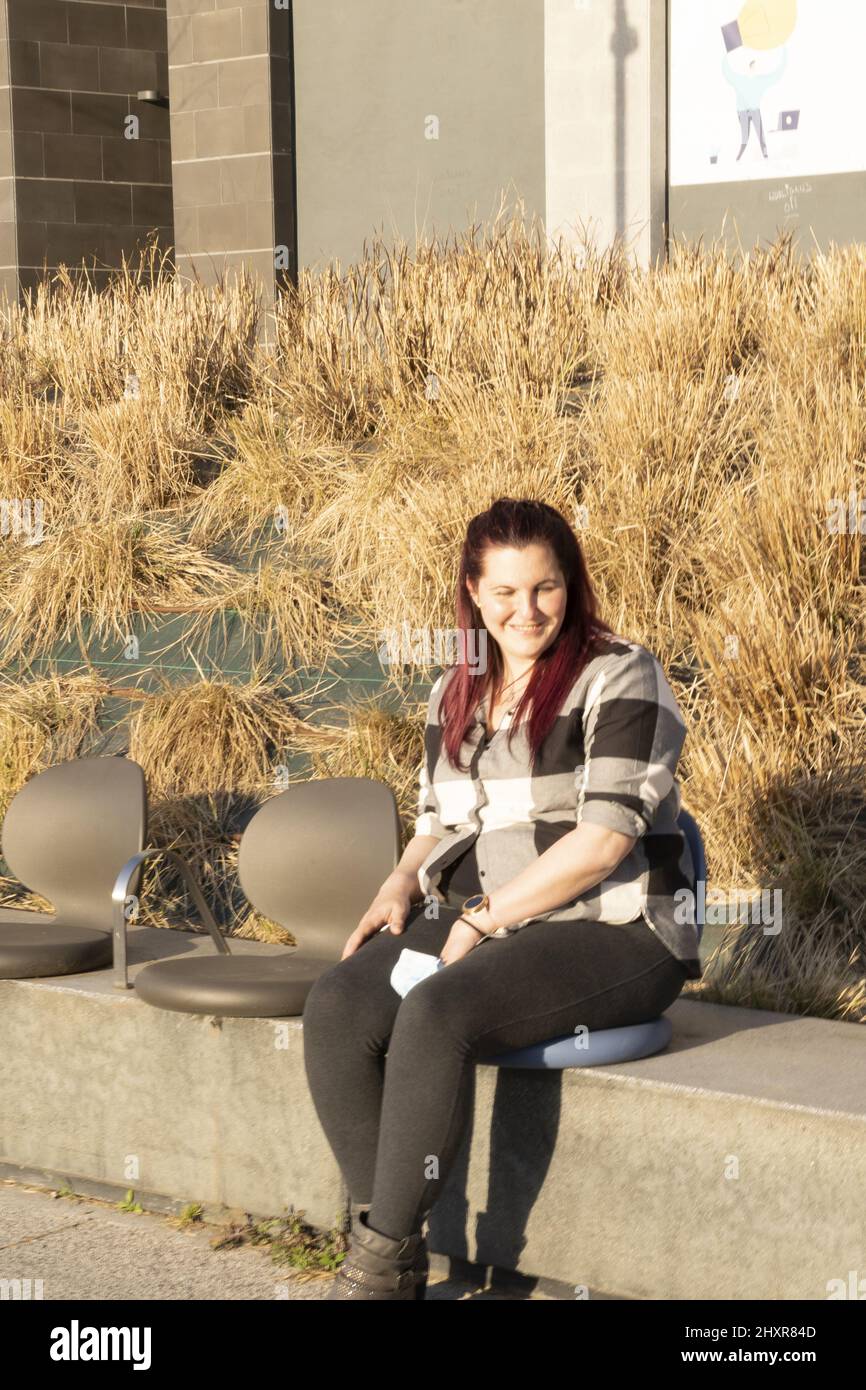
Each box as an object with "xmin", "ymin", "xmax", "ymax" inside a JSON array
[
  {"xmin": 288, "ymin": 694, "xmax": 427, "ymax": 839},
  {"xmin": 67, "ymin": 395, "xmax": 203, "ymax": 515},
  {"xmin": 187, "ymin": 556, "xmax": 355, "ymax": 673},
  {"xmin": 0, "ymin": 515, "xmax": 239, "ymax": 666},
  {"xmin": 571, "ymin": 368, "xmax": 767, "ymax": 624},
  {"xmin": 128, "ymin": 675, "xmax": 308, "ymax": 799},
  {"xmin": 16, "ymin": 243, "xmax": 260, "ymax": 424},
  {"xmin": 792, "ymin": 242, "xmax": 866, "ymax": 381},
  {"xmin": 0, "ymin": 671, "xmax": 107, "ymax": 819},
  {"xmin": 597, "ymin": 234, "xmax": 795, "ymax": 381},
  {"xmin": 295, "ymin": 401, "xmax": 581, "ymax": 689},
  {"xmin": 185, "ymin": 395, "xmax": 351, "ymax": 548},
  {"xmin": 265, "ymin": 201, "xmax": 628, "ymax": 439},
  {"xmin": 0, "ymin": 395, "xmax": 77, "ymax": 519},
  {"xmin": 693, "ymin": 765, "xmax": 866, "ymax": 1022}
]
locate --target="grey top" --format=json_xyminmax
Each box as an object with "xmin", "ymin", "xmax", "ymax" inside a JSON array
[{"xmin": 413, "ymin": 633, "xmax": 702, "ymax": 979}]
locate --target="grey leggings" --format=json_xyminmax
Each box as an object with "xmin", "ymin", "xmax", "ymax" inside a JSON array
[{"xmin": 301, "ymin": 903, "xmax": 688, "ymax": 1241}]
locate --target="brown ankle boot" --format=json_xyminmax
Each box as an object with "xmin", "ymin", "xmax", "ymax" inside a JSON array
[{"xmin": 329, "ymin": 1210, "xmax": 426, "ymax": 1300}]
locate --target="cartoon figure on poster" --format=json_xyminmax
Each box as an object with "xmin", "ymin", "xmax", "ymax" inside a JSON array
[
  {"xmin": 720, "ymin": 1, "xmax": 799, "ymax": 163},
  {"xmin": 671, "ymin": 0, "xmax": 866, "ymax": 188}
]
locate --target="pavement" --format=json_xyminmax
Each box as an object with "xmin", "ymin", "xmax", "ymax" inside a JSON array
[{"xmin": 0, "ymin": 1180, "xmax": 570, "ymax": 1301}]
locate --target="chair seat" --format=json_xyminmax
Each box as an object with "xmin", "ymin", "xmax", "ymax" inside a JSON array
[
  {"xmin": 134, "ymin": 953, "xmax": 334, "ymax": 1018},
  {"xmin": 485, "ymin": 1015, "xmax": 673, "ymax": 1069},
  {"xmin": 0, "ymin": 907, "xmax": 56, "ymax": 925},
  {"xmin": 0, "ymin": 921, "xmax": 112, "ymax": 979}
]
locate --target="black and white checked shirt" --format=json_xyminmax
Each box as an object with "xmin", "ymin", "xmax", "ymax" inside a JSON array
[{"xmin": 413, "ymin": 634, "xmax": 702, "ymax": 979}]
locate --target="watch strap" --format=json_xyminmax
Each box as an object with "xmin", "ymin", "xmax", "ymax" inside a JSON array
[{"xmin": 457, "ymin": 915, "xmax": 489, "ymax": 937}]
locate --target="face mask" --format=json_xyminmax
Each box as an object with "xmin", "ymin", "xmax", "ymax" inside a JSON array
[{"xmin": 390, "ymin": 947, "xmax": 445, "ymax": 997}]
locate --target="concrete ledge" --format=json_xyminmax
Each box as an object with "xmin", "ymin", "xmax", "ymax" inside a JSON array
[{"xmin": 2, "ymin": 926, "xmax": 865, "ymax": 1299}]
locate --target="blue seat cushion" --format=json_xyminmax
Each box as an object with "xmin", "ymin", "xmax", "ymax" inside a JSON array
[{"xmin": 483, "ymin": 1015, "xmax": 673, "ymax": 1068}]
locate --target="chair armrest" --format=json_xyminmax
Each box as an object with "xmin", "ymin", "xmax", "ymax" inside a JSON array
[{"xmin": 111, "ymin": 846, "xmax": 230, "ymax": 992}]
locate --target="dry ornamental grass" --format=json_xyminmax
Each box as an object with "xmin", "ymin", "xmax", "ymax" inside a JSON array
[{"xmin": 0, "ymin": 212, "xmax": 862, "ymax": 1018}]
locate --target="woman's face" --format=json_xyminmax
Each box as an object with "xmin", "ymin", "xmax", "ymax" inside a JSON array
[{"xmin": 466, "ymin": 543, "xmax": 568, "ymax": 669}]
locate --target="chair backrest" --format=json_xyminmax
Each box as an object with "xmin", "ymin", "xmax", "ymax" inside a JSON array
[
  {"xmin": 2, "ymin": 756, "xmax": 148, "ymax": 930},
  {"xmin": 237, "ymin": 777, "xmax": 402, "ymax": 962},
  {"xmin": 676, "ymin": 807, "xmax": 706, "ymax": 946}
]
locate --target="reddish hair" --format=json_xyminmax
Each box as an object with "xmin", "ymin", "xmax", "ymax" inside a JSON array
[{"xmin": 439, "ymin": 497, "xmax": 617, "ymax": 772}]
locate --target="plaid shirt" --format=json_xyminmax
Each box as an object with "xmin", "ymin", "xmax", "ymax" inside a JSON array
[{"xmin": 413, "ymin": 634, "xmax": 702, "ymax": 979}]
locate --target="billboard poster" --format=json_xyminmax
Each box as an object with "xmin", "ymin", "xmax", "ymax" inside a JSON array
[{"xmin": 670, "ymin": 0, "xmax": 866, "ymax": 188}]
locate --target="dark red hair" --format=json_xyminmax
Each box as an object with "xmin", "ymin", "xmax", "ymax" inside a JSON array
[{"xmin": 439, "ymin": 497, "xmax": 617, "ymax": 772}]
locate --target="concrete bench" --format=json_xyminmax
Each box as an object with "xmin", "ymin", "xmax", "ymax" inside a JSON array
[{"xmin": 2, "ymin": 926, "xmax": 864, "ymax": 1299}]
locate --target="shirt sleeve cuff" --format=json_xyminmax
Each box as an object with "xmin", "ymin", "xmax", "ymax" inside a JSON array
[
  {"xmin": 576, "ymin": 801, "xmax": 649, "ymax": 839},
  {"xmin": 414, "ymin": 812, "xmax": 448, "ymax": 839}
]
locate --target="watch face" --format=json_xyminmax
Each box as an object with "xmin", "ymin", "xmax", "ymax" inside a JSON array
[{"xmin": 464, "ymin": 894, "xmax": 485, "ymax": 911}]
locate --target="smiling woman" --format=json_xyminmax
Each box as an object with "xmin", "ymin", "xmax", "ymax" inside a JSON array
[
  {"xmin": 411, "ymin": 614, "xmax": 696, "ymax": 949},
  {"xmin": 466, "ymin": 541, "xmax": 567, "ymax": 737},
  {"xmin": 302, "ymin": 496, "xmax": 699, "ymax": 1299}
]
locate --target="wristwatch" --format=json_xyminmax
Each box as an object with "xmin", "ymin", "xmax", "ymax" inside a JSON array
[{"xmin": 459, "ymin": 892, "xmax": 495, "ymax": 937}]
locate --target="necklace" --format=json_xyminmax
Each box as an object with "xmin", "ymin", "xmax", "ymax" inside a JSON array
[
  {"xmin": 482, "ymin": 667, "xmax": 533, "ymax": 731},
  {"xmin": 496, "ymin": 665, "xmax": 534, "ymax": 707}
]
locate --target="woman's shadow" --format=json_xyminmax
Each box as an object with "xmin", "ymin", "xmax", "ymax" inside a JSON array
[{"xmin": 425, "ymin": 1060, "xmax": 566, "ymax": 1297}]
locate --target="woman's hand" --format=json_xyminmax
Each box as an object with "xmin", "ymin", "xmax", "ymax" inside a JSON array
[
  {"xmin": 438, "ymin": 916, "xmax": 492, "ymax": 966},
  {"xmin": 341, "ymin": 872, "xmax": 418, "ymax": 960}
]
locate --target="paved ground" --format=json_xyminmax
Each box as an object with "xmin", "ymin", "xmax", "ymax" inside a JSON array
[{"xmin": 0, "ymin": 1180, "xmax": 565, "ymax": 1300}]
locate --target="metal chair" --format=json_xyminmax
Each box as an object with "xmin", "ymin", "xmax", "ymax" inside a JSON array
[
  {"xmin": 0, "ymin": 756, "xmax": 147, "ymax": 979},
  {"xmin": 488, "ymin": 807, "xmax": 706, "ymax": 1067},
  {"xmin": 113, "ymin": 777, "xmax": 403, "ymax": 1016}
]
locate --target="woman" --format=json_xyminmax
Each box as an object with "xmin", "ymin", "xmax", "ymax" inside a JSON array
[{"xmin": 302, "ymin": 497, "xmax": 701, "ymax": 1300}]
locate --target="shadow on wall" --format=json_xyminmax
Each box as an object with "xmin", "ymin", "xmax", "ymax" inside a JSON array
[{"xmin": 611, "ymin": 0, "xmax": 640, "ymax": 240}]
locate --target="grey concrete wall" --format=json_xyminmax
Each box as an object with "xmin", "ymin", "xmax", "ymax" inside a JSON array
[
  {"xmin": 3, "ymin": 945, "xmax": 866, "ymax": 1297},
  {"xmin": 1, "ymin": 0, "xmax": 173, "ymax": 300},
  {"xmin": 1, "ymin": 1, "xmax": 669, "ymax": 309},
  {"xmin": 292, "ymin": 0, "xmax": 547, "ymax": 274},
  {"xmin": 166, "ymin": 0, "xmax": 294, "ymax": 308},
  {"xmin": 292, "ymin": 0, "xmax": 666, "ymax": 275},
  {"xmin": 544, "ymin": 0, "xmax": 667, "ymax": 267},
  {"xmin": 670, "ymin": 170, "xmax": 866, "ymax": 259}
]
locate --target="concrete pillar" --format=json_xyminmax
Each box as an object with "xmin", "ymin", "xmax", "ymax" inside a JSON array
[
  {"xmin": 544, "ymin": 0, "xmax": 667, "ymax": 267},
  {"xmin": 166, "ymin": 0, "xmax": 296, "ymax": 333}
]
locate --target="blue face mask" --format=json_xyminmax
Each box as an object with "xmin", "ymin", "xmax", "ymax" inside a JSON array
[{"xmin": 390, "ymin": 947, "xmax": 445, "ymax": 997}]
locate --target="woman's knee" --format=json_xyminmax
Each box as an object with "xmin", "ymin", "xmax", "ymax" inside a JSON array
[
  {"xmin": 303, "ymin": 956, "xmax": 404, "ymax": 1051},
  {"xmin": 302, "ymin": 962, "xmax": 357, "ymax": 1028}
]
